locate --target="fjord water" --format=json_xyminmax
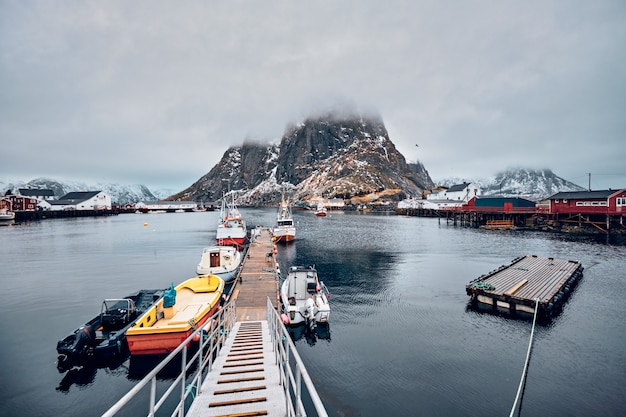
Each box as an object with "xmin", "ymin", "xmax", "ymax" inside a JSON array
[{"xmin": 0, "ymin": 210, "xmax": 624, "ymax": 417}]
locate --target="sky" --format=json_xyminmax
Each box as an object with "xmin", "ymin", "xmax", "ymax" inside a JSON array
[{"xmin": 1, "ymin": 1, "xmax": 625, "ymax": 192}]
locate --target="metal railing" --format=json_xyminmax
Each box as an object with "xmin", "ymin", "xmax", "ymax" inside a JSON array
[
  {"xmin": 101, "ymin": 300, "xmax": 237, "ymax": 417},
  {"xmin": 267, "ymin": 297, "xmax": 329, "ymax": 417}
]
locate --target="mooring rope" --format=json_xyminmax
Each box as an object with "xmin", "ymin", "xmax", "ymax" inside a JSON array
[{"xmin": 509, "ymin": 297, "xmax": 540, "ymax": 417}]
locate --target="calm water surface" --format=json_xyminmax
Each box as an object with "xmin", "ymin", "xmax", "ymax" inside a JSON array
[{"xmin": 0, "ymin": 210, "xmax": 624, "ymax": 416}]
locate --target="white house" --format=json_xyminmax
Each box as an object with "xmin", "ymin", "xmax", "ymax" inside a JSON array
[
  {"xmin": 48, "ymin": 191, "xmax": 111, "ymax": 211},
  {"xmin": 427, "ymin": 182, "xmax": 480, "ymax": 203}
]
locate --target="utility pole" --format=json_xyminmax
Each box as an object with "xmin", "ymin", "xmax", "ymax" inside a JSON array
[{"xmin": 588, "ymin": 173, "xmax": 591, "ymax": 191}]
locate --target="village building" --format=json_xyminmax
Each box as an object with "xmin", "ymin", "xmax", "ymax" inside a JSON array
[
  {"xmin": 427, "ymin": 182, "xmax": 481, "ymax": 203},
  {"xmin": 3, "ymin": 195, "xmax": 40, "ymax": 211},
  {"xmin": 462, "ymin": 196, "xmax": 537, "ymax": 213},
  {"xmin": 135, "ymin": 200, "xmax": 196, "ymax": 212},
  {"xmin": 43, "ymin": 191, "xmax": 112, "ymax": 211},
  {"xmin": 548, "ymin": 189, "xmax": 626, "ymax": 215}
]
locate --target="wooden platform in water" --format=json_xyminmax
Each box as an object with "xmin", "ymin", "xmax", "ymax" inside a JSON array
[
  {"xmin": 229, "ymin": 227, "xmax": 280, "ymax": 322},
  {"xmin": 466, "ymin": 255, "xmax": 583, "ymax": 319}
]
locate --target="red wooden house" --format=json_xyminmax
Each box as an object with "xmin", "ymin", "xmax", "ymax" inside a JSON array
[
  {"xmin": 4, "ymin": 195, "xmax": 40, "ymax": 211},
  {"xmin": 548, "ymin": 189, "xmax": 626, "ymax": 215}
]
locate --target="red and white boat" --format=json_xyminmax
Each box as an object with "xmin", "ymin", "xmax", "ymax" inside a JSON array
[
  {"xmin": 215, "ymin": 192, "xmax": 247, "ymax": 247},
  {"xmin": 273, "ymin": 197, "xmax": 296, "ymax": 243},
  {"xmin": 126, "ymin": 275, "xmax": 225, "ymax": 355},
  {"xmin": 314, "ymin": 201, "xmax": 327, "ymax": 217}
]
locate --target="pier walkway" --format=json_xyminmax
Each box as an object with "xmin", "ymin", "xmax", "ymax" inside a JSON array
[
  {"xmin": 230, "ymin": 227, "xmax": 281, "ymax": 321},
  {"xmin": 186, "ymin": 320, "xmax": 286, "ymax": 416}
]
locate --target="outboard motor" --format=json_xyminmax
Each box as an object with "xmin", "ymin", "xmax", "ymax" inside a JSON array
[
  {"xmin": 72, "ymin": 325, "xmax": 97, "ymax": 356},
  {"xmin": 305, "ymin": 298, "xmax": 317, "ymax": 329},
  {"xmin": 57, "ymin": 324, "xmax": 96, "ymax": 372}
]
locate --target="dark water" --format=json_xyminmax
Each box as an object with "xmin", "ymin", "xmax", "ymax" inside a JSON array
[{"xmin": 1, "ymin": 210, "xmax": 624, "ymax": 417}]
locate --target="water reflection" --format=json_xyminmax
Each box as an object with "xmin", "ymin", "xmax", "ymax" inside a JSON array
[
  {"xmin": 288, "ymin": 323, "xmax": 331, "ymax": 346},
  {"xmin": 56, "ymin": 356, "xmax": 128, "ymax": 393}
]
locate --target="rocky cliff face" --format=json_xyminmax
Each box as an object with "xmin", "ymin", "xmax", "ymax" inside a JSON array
[{"xmin": 170, "ymin": 112, "xmax": 434, "ymax": 205}]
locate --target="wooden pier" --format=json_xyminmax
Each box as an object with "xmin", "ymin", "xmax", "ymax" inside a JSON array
[
  {"xmin": 229, "ymin": 227, "xmax": 280, "ymax": 321},
  {"xmin": 466, "ymin": 255, "xmax": 584, "ymax": 320},
  {"xmin": 186, "ymin": 227, "xmax": 330, "ymax": 417}
]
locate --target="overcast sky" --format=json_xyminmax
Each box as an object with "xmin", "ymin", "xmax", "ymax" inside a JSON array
[{"xmin": 1, "ymin": 1, "xmax": 625, "ymax": 192}]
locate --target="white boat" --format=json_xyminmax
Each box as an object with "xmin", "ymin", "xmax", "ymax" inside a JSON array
[
  {"xmin": 196, "ymin": 246, "xmax": 242, "ymax": 283},
  {"xmin": 0, "ymin": 199, "xmax": 15, "ymax": 221},
  {"xmin": 273, "ymin": 197, "xmax": 296, "ymax": 243},
  {"xmin": 280, "ymin": 265, "xmax": 330, "ymax": 328},
  {"xmin": 215, "ymin": 192, "xmax": 247, "ymax": 247},
  {"xmin": 0, "ymin": 208, "xmax": 15, "ymax": 221},
  {"xmin": 314, "ymin": 202, "xmax": 327, "ymax": 217}
]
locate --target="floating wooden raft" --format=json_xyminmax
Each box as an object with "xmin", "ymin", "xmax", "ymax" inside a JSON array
[{"xmin": 466, "ymin": 255, "xmax": 583, "ymax": 320}]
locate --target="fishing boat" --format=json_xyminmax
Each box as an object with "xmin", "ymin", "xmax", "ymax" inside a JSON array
[
  {"xmin": 126, "ymin": 275, "xmax": 225, "ymax": 355},
  {"xmin": 196, "ymin": 245, "xmax": 242, "ymax": 283},
  {"xmin": 215, "ymin": 192, "xmax": 247, "ymax": 247},
  {"xmin": 56, "ymin": 289, "xmax": 164, "ymax": 371},
  {"xmin": 0, "ymin": 199, "xmax": 15, "ymax": 221},
  {"xmin": 273, "ymin": 197, "xmax": 296, "ymax": 243},
  {"xmin": 0, "ymin": 208, "xmax": 14, "ymax": 221},
  {"xmin": 280, "ymin": 265, "xmax": 330, "ymax": 328},
  {"xmin": 314, "ymin": 202, "xmax": 327, "ymax": 217}
]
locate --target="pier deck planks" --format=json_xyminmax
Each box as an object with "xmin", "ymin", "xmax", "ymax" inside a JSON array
[{"xmin": 230, "ymin": 228, "xmax": 280, "ymax": 322}]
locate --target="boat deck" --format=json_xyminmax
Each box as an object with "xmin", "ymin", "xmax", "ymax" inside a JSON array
[
  {"xmin": 153, "ymin": 288, "xmax": 219, "ymax": 329},
  {"xmin": 466, "ymin": 255, "xmax": 584, "ymax": 319}
]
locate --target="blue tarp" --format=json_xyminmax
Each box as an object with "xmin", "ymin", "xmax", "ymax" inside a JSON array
[{"xmin": 163, "ymin": 283, "xmax": 176, "ymax": 308}]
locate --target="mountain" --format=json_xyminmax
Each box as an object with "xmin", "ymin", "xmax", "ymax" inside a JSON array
[
  {"xmin": 0, "ymin": 177, "xmax": 160, "ymax": 205},
  {"xmin": 170, "ymin": 112, "xmax": 435, "ymax": 205},
  {"xmin": 435, "ymin": 168, "xmax": 586, "ymax": 199}
]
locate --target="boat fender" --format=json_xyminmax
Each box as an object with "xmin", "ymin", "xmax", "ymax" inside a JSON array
[{"xmin": 281, "ymin": 313, "xmax": 290, "ymax": 325}]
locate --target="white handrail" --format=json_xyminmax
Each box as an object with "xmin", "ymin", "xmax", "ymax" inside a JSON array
[
  {"xmin": 267, "ymin": 297, "xmax": 329, "ymax": 417},
  {"xmin": 101, "ymin": 300, "xmax": 236, "ymax": 417}
]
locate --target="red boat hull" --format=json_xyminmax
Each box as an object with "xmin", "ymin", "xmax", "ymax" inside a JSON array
[{"xmin": 127, "ymin": 304, "xmax": 218, "ymax": 355}]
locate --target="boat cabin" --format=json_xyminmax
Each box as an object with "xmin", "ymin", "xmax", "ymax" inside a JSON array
[{"xmin": 286, "ymin": 266, "xmax": 318, "ymax": 302}]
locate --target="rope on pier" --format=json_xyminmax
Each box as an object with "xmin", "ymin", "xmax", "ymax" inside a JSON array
[
  {"xmin": 509, "ymin": 297, "xmax": 540, "ymax": 417},
  {"xmin": 470, "ymin": 281, "xmax": 495, "ymax": 291}
]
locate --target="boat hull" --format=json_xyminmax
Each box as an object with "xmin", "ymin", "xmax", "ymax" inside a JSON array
[
  {"xmin": 215, "ymin": 236, "xmax": 247, "ymax": 247},
  {"xmin": 126, "ymin": 306, "xmax": 217, "ymax": 355},
  {"xmin": 274, "ymin": 234, "xmax": 295, "ymax": 243}
]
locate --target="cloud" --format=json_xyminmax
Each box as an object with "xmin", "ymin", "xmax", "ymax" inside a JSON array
[{"xmin": 1, "ymin": 0, "xmax": 625, "ymax": 190}]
